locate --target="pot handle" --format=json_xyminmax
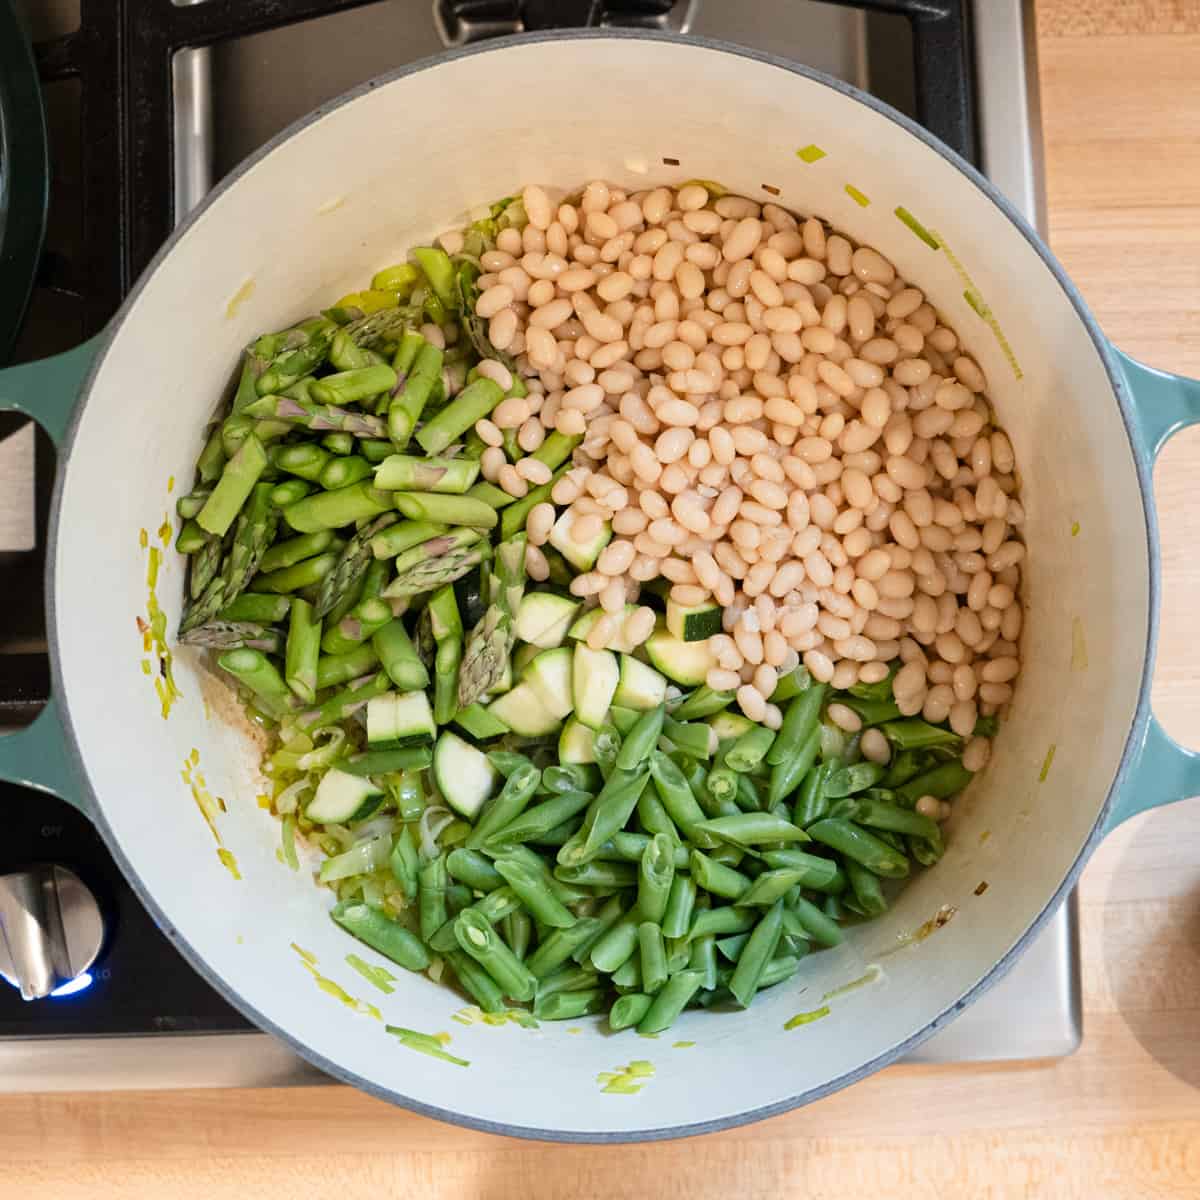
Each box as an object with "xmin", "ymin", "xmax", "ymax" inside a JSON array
[
  {"xmin": 0, "ymin": 338, "xmax": 104, "ymax": 812},
  {"xmin": 1104, "ymin": 350, "xmax": 1200, "ymax": 832}
]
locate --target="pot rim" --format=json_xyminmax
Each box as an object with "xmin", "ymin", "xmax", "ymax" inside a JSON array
[{"xmin": 43, "ymin": 27, "xmax": 1159, "ymax": 1143}]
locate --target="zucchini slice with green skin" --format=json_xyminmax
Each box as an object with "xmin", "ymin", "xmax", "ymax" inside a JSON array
[
  {"xmin": 559, "ymin": 717, "xmax": 598, "ymax": 764},
  {"xmin": 486, "ymin": 682, "xmax": 562, "ymax": 737},
  {"xmin": 307, "ymin": 768, "xmax": 384, "ymax": 824},
  {"xmin": 568, "ymin": 605, "xmax": 642, "ymax": 653},
  {"xmin": 367, "ymin": 691, "xmax": 435, "ymax": 745},
  {"xmin": 644, "ymin": 628, "xmax": 716, "ymax": 687},
  {"xmin": 523, "ymin": 647, "xmax": 575, "ymax": 720},
  {"xmin": 666, "ymin": 598, "xmax": 723, "ymax": 643},
  {"xmin": 548, "ymin": 509, "xmax": 612, "ymax": 571},
  {"xmin": 612, "ymin": 654, "xmax": 667, "ymax": 710},
  {"xmin": 572, "ymin": 643, "xmax": 619, "ymax": 728},
  {"xmin": 433, "ymin": 730, "xmax": 498, "ymax": 820},
  {"xmin": 514, "ymin": 592, "xmax": 581, "ymax": 649}
]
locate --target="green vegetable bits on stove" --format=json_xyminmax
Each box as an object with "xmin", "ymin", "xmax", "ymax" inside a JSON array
[{"xmin": 174, "ymin": 179, "xmax": 1017, "ymax": 1037}]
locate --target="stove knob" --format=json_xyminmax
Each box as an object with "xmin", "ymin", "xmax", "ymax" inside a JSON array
[{"xmin": 0, "ymin": 866, "xmax": 105, "ymax": 1000}]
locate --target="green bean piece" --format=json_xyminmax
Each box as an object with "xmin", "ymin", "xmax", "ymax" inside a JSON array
[
  {"xmin": 487, "ymin": 751, "xmax": 534, "ymax": 778},
  {"xmin": 389, "ymin": 826, "xmax": 419, "ymax": 899},
  {"xmin": 372, "ymin": 619, "xmax": 429, "ymax": 691},
  {"xmin": 689, "ymin": 932, "xmax": 719, "ymax": 990},
  {"xmin": 883, "ymin": 748, "xmax": 926, "ymax": 788},
  {"xmin": 636, "ymin": 833, "xmax": 676, "ymax": 925},
  {"xmin": 638, "ymin": 968, "xmax": 704, "ymax": 1035},
  {"xmin": 770, "ymin": 665, "xmax": 813, "ymax": 704},
  {"xmin": 320, "ymin": 597, "xmax": 393, "ymax": 655},
  {"xmin": 527, "ymin": 917, "xmax": 603, "ymax": 979},
  {"xmin": 793, "ymin": 760, "xmax": 836, "ymax": 827},
  {"xmin": 535, "ymin": 963, "xmax": 599, "ymax": 1000},
  {"xmin": 315, "ymin": 644, "xmax": 381, "ymax": 690},
  {"xmin": 636, "ymin": 786, "xmax": 681, "ymax": 843},
  {"xmin": 758, "ymin": 955, "xmax": 801, "ymax": 990},
  {"xmin": 661, "ymin": 716, "xmax": 715, "ymax": 760},
  {"xmin": 672, "ymin": 685, "xmax": 735, "ymax": 721},
  {"xmin": 851, "ymin": 797, "xmax": 944, "ymax": 843},
  {"xmin": 217, "ymin": 648, "xmax": 294, "ymax": 719},
  {"xmin": 544, "ymin": 764, "xmax": 602, "ymax": 794},
  {"xmin": 609, "ymin": 993, "xmax": 653, "ymax": 1031},
  {"xmin": 446, "ymin": 848, "xmax": 504, "ymax": 893},
  {"xmin": 768, "ymin": 725, "xmax": 822, "ymax": 806},
  {"xmin": 495, "ymin": 857, "xmax": 577, "ymax": 929},
  {"xmin": 503, "ymin": 910, "xmax": 532, "ymax": 961},
  {"xmin": 689, "ymin": 850, "xmax": 751, "ymax": 901},
  {"xmin": 708, "ymin": 842, "xmax": 745, "ymax": 868},
  {"xmin": 467, "ymin": 763, "xmax": 541, "ymax": 848},
  {"xmin": 807, "ymin": 818, "xmax": 911, "ymax": 878},
  {"xmin": 482, "ymin": 786, "xmax": 591, "ymax": 849},
  {"xmin": 596, "ymin": 833, "xmax": 689, "ymax": 871},
  {"xmin": 454, "ymin": 909, "xmax": 538, "ymax": 1002},
  {"xmin": 688, "ymin": 906, "xmax": 758, "ymax": 941},
  {"xmin": 728, "ymin": 899, "xmax": 785, "ymax": 1008},
  {"xmin": 735, "ymin": 772, "xmax": 763, "ymax": 813},
  {"xmin": 611, "ymin": 954, "xmax": 643, "ymax": 991},
  {"xmin": 649, "ymin": 750, "xmax": 715, "ymax": 846},
  {"xmin": 845, "ymin": 859, "xmax": 888, "ymax": 916},
  {"xmin": 554, "ymin": 861, "xmax": 638, "ymax": 889},
  {"xmin": 638, "ymin": 922, "xmax": 669, "ymax": 994},
  {"xmin": 895, "ymin": 762, "xmax": 974, "ymax": 805},
  {"xmin": 716, "ymin": 932, "xmax": 751, "ymax": 963},
  {"xmin": 824, "ymin": 761, "xmax": 888, "ymax": 798},
  {"xmin": 842, "ymin": 697, "xmax": 903, "ymax": 727},
  {"xmin": 879, "ymin": 719, "xmax": 963, "ymax": 751},
  {"xmin": 772, "ymin": 685, "xmax": 830, "ymax": 759},
  {"xmin": 706, "ymin": 764, "xmax": 739, "ymax": 807},
  {"xmin": 534, "ymin": 988, "xmax": 607, "ymax": 1021},
  {"xmin": 418, "ymin": 855, "xmax": 449, "ymax": 943},
  {"xmin": 661, "ymin": 876, "xmax": 697, "ymax": 939},
  {"xmin": 615, "ymin": 705, "xmax": 665, "ymax": 771},
  {"xmin": 446, "ymin": 949, "xmax": 506, "ymax": 1015},
  {"xmin": 568, "ymin": 768, "xmax": 652, "ymax": 864},
  {"xmin": 415, "ymin": 377, "xmax": 504, "ymax": 456},
  {"xmin": 735, "ymin": 868, "xmax": 806, "ymax": 907},
  {"xmin": 589, "ymin": 913, "xmax": 641, "ymax": 974},
  {"xmin": 693, "ymin": 812, "xmax": 810, "ymax": 846},
  {"xmin": 498, "ymin": 464, "xmax": 571, "ymax": 540},
  {"xmin": 498, "ymin": 844, "xmax": 589, "ymax": 907},
  {"xmin": 787, "ymin": 893, "xmax": 844, "ymax": 947},
  {"xmin": 725, "ymin": 725, "xmax": 776, "ymax": 772},
  {"xmin": 284, "ymin": 597, "xmax": 322, "ymax": 702},
  {"xmin": 331, "ymin": 901, "xmax": 429, "ymax": 972},
  {"xmin": 761, "ymin": 848, "xmax": 842, "ymax": 892},
  {"xmin": 608, "ymin": 706, "xmax": 641, "ymax": 736}
]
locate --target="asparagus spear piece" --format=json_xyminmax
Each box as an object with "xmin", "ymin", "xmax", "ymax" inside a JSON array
[
  {"xmin": 500, "ymin": 464, "xmax": 570, "ymax": 540},
  {"xmin": 256, "ymin": 319, "xmax": 337, "ymax": 394},
  {"xmin": 252, "ymin": 551, "xmax": 338, "ymax": 593},
  {"xmin": 180, "ymin": 483, "xmax": 278, "ymax": 633},
  {"xmin": 243, "ymin": 395, "xmax": 388, "ymax": 439},
  {"xmin": 195, "ymin": 434, "xmax": 267, "ymax": 537},
  {"xmin": 457, "ymin": 535, "xmax": 526, "ymax": 710},
  {"xmin": 294, "ymin": 670, "xmax": 391, "ymax": 732},
  {"xmin": 316, "ymin": 644, "xmax": 380, "ymax": 690},
  {"xmin": 196, "ymin": 424, "xmax": 227, "ymax": 484},
  {"xmin": 381, "ymin": 530, "xmax": 491, "ymax": 598},
  {"xmin": 309, "ymin": 364, "xmax": 397, "ymax": 407},
  {"xmin": 370, "ymin": 520, "xmax": 448, "ymax": 560},
  {"xmin": 282, "ymin": 482, "xmax": 392, "ymax": 534},
  {"xmin": 314, "ymin": 512, "xmax": 398, "ymax": 619},
  {"xmin": 219, "ymin": 593, "xmax": 291, "ymax": 623},
  {"xmin": 285, "ymin": 597, "xmax": 322, "ymax": 702},
  {"xmin": 217, "ymin": 648, "xmax": 295, "ymax": 719},
  {"xmin": 258, "ymin": 530, "xmax": 337, "ymax": 574},
  {"xmin": 388, "ymin": 341, "xmax": 443, "ymax": 448},
  {"xmin": 320, "ymin": 455, "xmax": 374, "ymax": 490},
  {"xmin": 321, "ymin": 597, "xmax": 394, "ymax": 655},
  {"xmin": 269, "ymin": 479, "xmax": 312, "ymax": 508},
  {"xmin": 179, "ymin": 621, "xmax": 281, "ymax": 653},
  {"xmin": 429, "ymin": 586, "xmax": 463, "ymax": 725},
  {"xmin": 393, "ymin": 492, "xmax": 497, "ymax": 530},
  {"xmin": 374, "ymin": 455, "xmax": 480, "ymax": 494},
  {"xmin": 415, "ymin": 377, "xmax": 504, "ymax": 456},
  {"xmin": 176, "ymin": 487, "xmax": 213, "ymax": 520},
  {"xmin": 372, "ymin": 620, "xmax": 428, "ymax": 691},
  {"xmin": 271, "ymin": 443, "xmax": 331, "ymax": 482},
  {"xmin": 466, "ymin": 480, "xmax": 517, "ymax": 510},
  {"xmin": 189, "ymin": 532, "xmax": 224, "ymax": 599}
]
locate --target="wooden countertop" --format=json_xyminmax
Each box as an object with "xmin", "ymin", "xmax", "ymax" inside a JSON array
[{"xmin": 6, "ymin": 4, "xmax": 1200, "ymax": 1195}]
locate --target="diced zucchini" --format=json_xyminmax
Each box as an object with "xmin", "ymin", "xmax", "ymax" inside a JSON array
[
  {"xmin": 524, "ymin": 648, "xmax": 574, "ymax": 720},
  {"xmin": 612, "ymin": 654, "xmax": 667, "ymax": 711},
  {"xmin": 548, "ymin": 509, "xmax": 612, "ymax": 571},
  {"xmin": 307, "ymin": 768, "xmax": 384, "ymax": 824},
  {"xmin": 568, "ymin": 605, "xmax": 642, "ymax": 653},
  {"xmin": 708, "ymin": 711, "xmax": 755, "ymax": 742},
  {"xmin": 514, "ymin": 592, "xmax": 581, "ymax": 649},
  {"xmin": 434, "ymin": 730, "xmax": 498, "ymax": 820},
  {"xmin": 559, "ymin": 717, "xmax": 597, "ymax": 765},
  {"xmin": 572, "ymin": 643, "xmax": 619, "ymax": 728},
  {"xmin": 454, "ymin": 703, "xmax": 510, "ymax": 740},
  {"xmin": 644, "ymin": 628, "xmax": 717, "ymax": 687},
  {"xmin": 514, "ymin": 643, "xmax": 542, "ymax": 676},
  {"xmin": 366, "ymin": 691, "xmax": 435, "ymax": 746},
  {"xmin": 666, "ymin": 598, "xmax": 723, "ymax": 642},
  {"xmin": 486, "ymin": 683, "xmax": 562, "ymax": 737},
  {"xmin": 487, "ymin": 656, "xmax": 514, "ymax": 698}
]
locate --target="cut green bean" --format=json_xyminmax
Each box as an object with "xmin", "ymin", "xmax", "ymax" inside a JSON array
[
  {"xmin": 692, "ymin": 812, "xmax": 810, "ymax": 846},
  {"xmin": 638, "ymin": 922, "xmax": 669, "ymax": 994},
  {"xmin": 728, "ymin": 899, "xmax": 784, "ymax": 1008},
  {"xmin": 609, "ymin": 993, "xmax": 653, "ymax": 1031},
  {"xmin": 895, "ymin": 762, "xmax": 974, "ymax": 805},
  {"xmin": 725, "ymin": 725, "xmax": 776, "ymax": 772},
  {"xmin": 331, "ymin": 901, "xmax": 429, "ymax": 972},
  {"xmin": 638, "ymin": 968, "xmax": 704, "ymax": 1035},
  {"xmin": 534, "ymin": 988, "xmax": 607, "ymax": 1021},
  {"xmin": 495, "ymin": 856, "xmax": 577, "ymax": 928},
  {"xmin": 672, "ymin": 686, "xmax": 735, "ymax": 721},
  {"xmin": 446, "ymin": 949, "xmax": 506, "ymax": 1014},
  {"xmin": 637, "ymin": 833, "xmax": 676, "ymax": 925},
  {"xmin": 446, "ymin": 848, "xmax": 504, "ymax": 893},
  {"xmin": 735, "ymin": 868, "xmax": 806, "ymax": 907},
  {"xmin": 467, "ymin": 762, "xmax": 542, "ymax": 848},
  {"xmin": 661, "ymin": 875, "xmax": 697, "ymax": 939},
  {"xmin": 786, "ymin": 894, "xmax": 844, "ymax": 947},
  {"xmin": 615, "ymin": 705, "xmax": 665, "ymax": 771}
]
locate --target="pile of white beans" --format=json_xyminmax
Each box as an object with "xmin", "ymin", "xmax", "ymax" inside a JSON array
[{"xmin": 448, "ymin": 181, "xmax": 1023, "ymax": 775}]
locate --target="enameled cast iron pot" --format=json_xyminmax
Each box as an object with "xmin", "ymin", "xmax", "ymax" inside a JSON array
[{"xmin": 2, "ymin": 32, "xmax": 1199, "ymax": 1141}]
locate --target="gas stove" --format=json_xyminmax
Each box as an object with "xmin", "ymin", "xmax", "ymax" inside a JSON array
[{"xmin": 0, "ymin": 0, "xmax": 1078, "ymax": 1090}]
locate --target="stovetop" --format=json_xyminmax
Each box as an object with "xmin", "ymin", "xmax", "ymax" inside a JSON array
[{"xmin": 0, "ymin": 0, "xmax": 1078, "ymax": 1090}]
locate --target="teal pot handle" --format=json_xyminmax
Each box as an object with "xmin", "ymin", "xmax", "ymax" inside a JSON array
[
  {"xmin": 1105, "ymin": 350, "xmax": 1200, "ymax": 832},
  {"xmin": 0, "ymin": 338, "xmax": 104, "ymax": 812}
]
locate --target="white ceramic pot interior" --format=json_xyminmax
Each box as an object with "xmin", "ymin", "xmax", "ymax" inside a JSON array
[{"xmin": 52, "ymin": 37, "xmax": 1150, "ymax": 1136}]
